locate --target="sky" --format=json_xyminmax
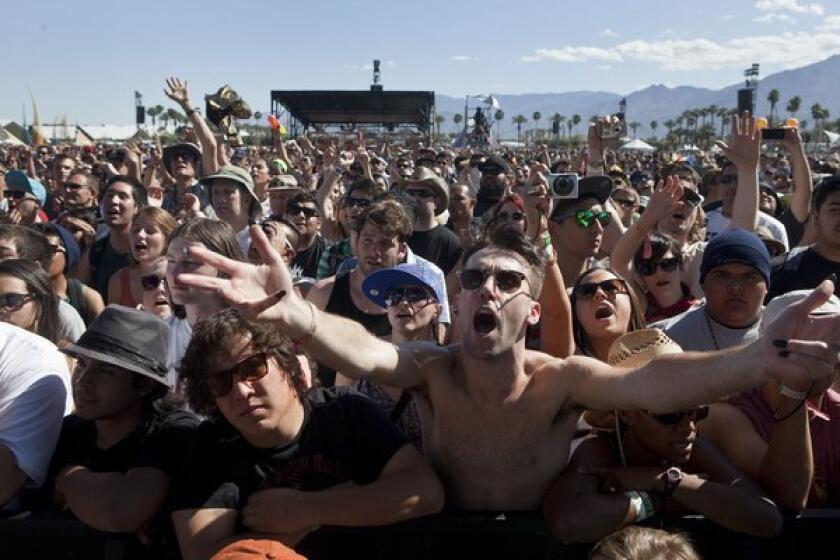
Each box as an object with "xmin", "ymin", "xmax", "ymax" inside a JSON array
[{"xmin": 4, "ymin": 0, "xmax": 840, "ymax": 124}]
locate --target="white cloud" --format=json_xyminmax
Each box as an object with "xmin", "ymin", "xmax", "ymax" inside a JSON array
[
  {"xmin": 600, "ymin": 28, "xmax": 619, "ymax": 38},
  {"xmin": 754, "ymin": 0, "xmax": 823, "ymax": 15},
  {"xmin": 817, "ymin": 15, "xmax": 840, "ymax": 30},
  {"xmin": 754, "ymin": 12, "xmax": 796, "ymax": 23},
  {"xmin": 520, "ymin": 46, "xmax": 621, "ymax": 63},
  {"xmin": 451, "ymin": 55, "xmax": 479, "ymax": 62},
  {"xmin": 520, "ymin": 31, "xmax": 840, "ymax": 71}
]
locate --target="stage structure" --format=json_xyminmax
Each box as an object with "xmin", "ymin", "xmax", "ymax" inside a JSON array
[{"xmin": 271, "ymin": 61, "xmax": 435, "ymax": 141}]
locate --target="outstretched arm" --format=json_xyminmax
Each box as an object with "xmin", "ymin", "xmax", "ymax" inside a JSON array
[
  {"xmin": 717, "ymin": 113, "xmax": 760, "ymax": 232},
  {"xmin": 782, "ymin": 127, "xmax": 812, "ymax": 222},
  {"xmin": 175, "ymin": 225, "xmax": 439, "ymax": 389},
  {"xmin": 558, "ymin": 280, "xmax": 840, "ymax": 413},
  {"xmin": 164, "ymin": 77, "xmax": 219, "ymax": 175}
]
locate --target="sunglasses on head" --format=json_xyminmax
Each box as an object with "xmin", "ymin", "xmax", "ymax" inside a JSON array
[
  {"xmin": 201, "ymin": 352, "xmax": 271, "ymax": 398},
  {"xmin": 287, "ymin": 205, "xmax": 319, "ymax": 218},
  {"xmin": 406, "ymin": 188, "xmax": 436, "ymax": 199},
  {"xmin": 649, "ymin": 405, "xmax": 709, "ymax": 425},
  {"xmin": 637, "ymin": 257, "xmax": 681, "ymax": 276},
  {"xmin": 460, "ymin": 268, "xmax": 529, "ymax": 293},
  {"xmin": 383, "ymin": 286, "xmax": 435, "ymax": 307},
  {"xmin": 3, "ymin": 190, "xmax": 26, "ymax": 200},
  {"xmin": 573, "ymin": 278, "xmax": 627, "ymax": 301},
  {"xmin": 140, "ymin": 274, "xmax": 165, "ymax": 291},
  {"xmin": 0, "ymin": 292, "xmax": 34, "ymax": 311}
]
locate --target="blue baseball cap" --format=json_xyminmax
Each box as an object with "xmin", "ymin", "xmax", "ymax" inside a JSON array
[
  {"xmin": 41, "ymin": 223, "xmax": 81, "ymax": 272},
  {"xmin": 5, "ymin": 170, "xmax": 47, "ymax": 206},
  {"xmin": 700, "ymin": 228, "xmax": 771, "ymax": 286},
  {"xmin": 363, "ymin": 262, "xmax": 446, "ymax": 309}
]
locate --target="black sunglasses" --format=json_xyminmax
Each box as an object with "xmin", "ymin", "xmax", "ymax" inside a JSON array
[
  {"xmin": 649, "ymin": 406, "xmax": 709, "ymax": 425},
  {"xmin": 406, "ymin": 188, "xmax": 436, "ymax": 199},
  {"xmin": 64, "ymin": 182, "xmax": 88, "ymax": 190},
  {"xmin": 0, "ymin": 292, "xmax": 34, "ymax": 310},
  {"xmin": 573, "ymin": 278, "xmax": 628, "ymax": 301},
  {"xmin": 611, "ymin": 197, "xmax": 637, "ymax": 209},
  {"xmin": 286, "ymin": 205, "xmax": 319, "ymax": 218},
  {"xmin": 460, "ymin": 268, "xmax": 529, "ymax": 293},
  {"xmin": 344, "ymin": 196, "xmax": 371, "ymax": 210},
  {"xmin": 383, "ymin": 287, "xmax": 435, "ymax": 307},
  {"xmin": 140, "ymin": 274, "xmax": 165, "ymax": 291},
  {"xmin": 680, "ymin": 189, "xmax": 702, "ymax": 209},
  {"xmin": 494, "ymin": 211, "xmax": 526, "ymax": 222},
  {"xmin": 200, "ymin": 352, "xmax": 271, "ymax": 398},
  {"xmin": 3, "ymin": 190, "xmax": 26, "ymax": 200},
  {"xmin": 637, "ymin": 257, "xmax": 681, "ymax": 276}
]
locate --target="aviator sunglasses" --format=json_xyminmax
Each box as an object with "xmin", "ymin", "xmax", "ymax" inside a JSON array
[{"xmin": 200, "ymin": 352, "xmax": 272, "ymax": 398}]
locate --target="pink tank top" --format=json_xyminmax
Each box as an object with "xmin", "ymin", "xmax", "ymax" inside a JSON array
[{"xmin": 729, "ymin": 387, "xmax": 840, "ymax": 507}]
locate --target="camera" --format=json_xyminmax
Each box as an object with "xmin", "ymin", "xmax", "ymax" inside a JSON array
[
  {"xmin": 547, "ymin": 173, "xmax": 579, "ymax": 199},
  {"xmin": 600, "ymin": 113, "xmax": 627, "ymax": 140}
]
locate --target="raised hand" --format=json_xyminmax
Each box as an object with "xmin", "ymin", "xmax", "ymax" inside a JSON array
[
  {"xmin": 164, "ymin": 77, "xmax": 191, "ymax": 108},
  {"xmin": 642, "ymin": 175, "xmax": 683, "ymax": 223},
  {"xmin": 762, "ymin": 279, "xmax": 840, "ymax": 386},
  {"xmin": 715, "ymin": 112, "xmax": 760, "ymax": 171},
  {"xmin": 174, "ymin": 225, "xmax": 308, "ymax": 329}
]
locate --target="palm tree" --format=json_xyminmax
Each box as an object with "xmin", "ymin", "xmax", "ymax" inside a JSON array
[
  {"xmin": 572, "ymin": 114, "xmax": 581, "ymax": 136},
  {"xmin": 493, "ymin": 109, "xmax": 504, "ymax": 138},
  {"xmin": 532, "ymin": 111, "xmax": 542, "ymax": 139},
  {"xmin": 567, "ymin": 119, "xmax": 574, "ymax": 138},
  {"xmin": 551, "ymin": 113, "xmax": 563, "ymax": 140},
  {"xmin": 664, "ymin": 119, "xmax": 675, "ymax": 136},
  {"xmin": 512, "ymin": 115, "xmax": 527, "ymax": 143},
  {"xmin": 453, "ymin": 113, "xmax": 463, "ymax": 133},
  {"xmin": 767, "ymin": 89, "xmax": 780, "ymax": 125},
  {"xmin": 786, "ymin": 96, "xmax": 801, "ymax": 120},
  {"xmin": 811, "ymin": 103, "xmax": 825, "ymax": 137},
  {"xmin": 629, "ymin": 121, "xmax": 641, "ymax": 137},
  {"xmin": 434, "ymin": 114, "xmax": 445, "ymax": 138},
  {"xmin": 146, "ymin": 106, "xmax": 162, "ymax": 127},
  {"xmin": 649, "ymin": 120, "xmax": 658, "ymax": 138},
  {"xmin": 159, "ymin": 111, "xmax": 170, "ymax": 131}
]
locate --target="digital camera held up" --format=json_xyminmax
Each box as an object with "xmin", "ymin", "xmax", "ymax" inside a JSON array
[{"xmin": 547, "ymin": 173, "xmax": 579, "ymax": 199}]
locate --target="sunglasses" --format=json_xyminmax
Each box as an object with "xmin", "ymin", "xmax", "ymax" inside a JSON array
[
  {"xmin": 64, "ymin": 182, "xmax": 88, "ymax": 191},
  {"xmin": 460, "ymin": 268, "xmax": 529, "ymax": 293},
  {"xmin": 495, "ymin": 211, "xmax": 526, "ymax": 222},
  {"xmin": 637, "ymin": 257, "xmax": 681, "ymax": 276},
  {"xmin": 680, "ymin": 190, "xmax": 702, "ymax": 209},
  {"xmin": 286, "ymin": 205, "xmax": 319, "ymax": 218},
  {"xmin": 344, "ymin": 196, "xmax": 371, "ymax": 210},
  {"xmin": 383, "ymin": 287, "xmax": 435, "ymax": 307},
  {"xmin": 0, "ymin": 292, "xmax": 34, "ymax": 311},
  {"xmin": 574, "ymin": 210, "xmax": 611, "ymax": 229},
  {"xmin": 573, "ymin": 278, "xmax": 628, "ymax": 301},
  {"xmin": 406, "ymin": 188, "xmax": 436, "ymax": 200},
  {"xmin": 140, "ymin": 274, "xmax": 165, "ymax": 291},
  {"xmin": 200, "ymin": 352, "xmax": 271, "ymax": 398},
  {"xmin": 3, "ymin": 190, "xmax": 26, "ymax": 200},
  {"xmin": 649, "ymin": 406, "xmax": 709, "ymax": 425}
]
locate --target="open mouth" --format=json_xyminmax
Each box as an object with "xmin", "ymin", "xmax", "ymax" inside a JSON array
[
  {"xmin": 671, "ymin": 212, "xmax": 686, "ymax": 220},
  {"xmin": 154, "ymin": 296, "xmax": 169, "ymax": 307},
  {"xmin": 594, "ymin": 305, "xmax": 614, "ymax": 319},
  {"xmin": 473, "ymin": 309, "xmax": 498, "ymax": 335},
  {"xmin": 655, "ymin": 280, "xmax": 670, "ymax": 287}
]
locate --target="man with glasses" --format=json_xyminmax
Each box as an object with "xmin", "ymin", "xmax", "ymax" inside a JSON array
[
  {"xmin": 316, "ymin": 179, "xmax": 377, "ymax": 280},
  {"xmin": 172, "ymin": 309, "xmax": 443, "ymax": 560},
  {"xmin": 284, "ymin": 192, "xmax": 327, "ymax": 280},
  {"xmin": 62, "ymin": 172, "xmax": 98, "ymax": 212},
  {"xmin": 610, "ymin": 187, "xmax": 640, "ymax": 227},
  {"xmin": 2, "ymin": 170, "xmax": 47, "ymax": 226},
  {"xmin": 654, "ymin": 229, "xmax": 770, "ymax": 351},
  {"xmin": 548, "ymin": 176, "xmax": 614, "ymax": 284},
  {"xmin": 46, "ymin": 305, "xmax": 197, "ymax": 553},
  {"xmin": 266, "ymin": 175, "xmax": 300, "ymax": 217},
  {"xmin": 173, "ymin": 222, "xmax": 840, "ymax": 520},
  {"xmin": 402, "ymin": 167, "xmax": 462, "ymax": 275}
]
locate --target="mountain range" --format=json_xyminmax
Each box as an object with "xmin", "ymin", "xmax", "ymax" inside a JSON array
[{"xmin": 433, "ymin": 54, "xmax": 840, "ymax": 139}]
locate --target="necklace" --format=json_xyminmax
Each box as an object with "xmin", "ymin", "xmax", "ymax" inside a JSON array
[{"xmin": 703, "ymin": 307, "xmax": 721, "ymax": 350}]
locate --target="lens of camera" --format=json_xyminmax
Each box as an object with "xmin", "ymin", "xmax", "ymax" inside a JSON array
[{"xmin": 553, "ymin": 177, "xmax": 575, "ymax": 197}]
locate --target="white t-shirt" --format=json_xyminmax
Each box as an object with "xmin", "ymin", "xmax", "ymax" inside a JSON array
[
  {"xmin": 166, "ymin": 315, "xmax": 193, "ymax": 387},
  {"xmin": 58, "ymin": 299, "xmax": 86, "ymax": 343},
  {"xmin": 0, "ymin": 323, "xmax": 71, "ymax": 500},
  {"xmin": 705, "ymin": 209, "xmax": 789, "ymax": 252},
  {"xmin": 236, "ymin": 227, "xmax": 251, "ymax": 256}
]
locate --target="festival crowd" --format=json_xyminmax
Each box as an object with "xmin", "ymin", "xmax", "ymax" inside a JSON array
[{"xmin": 1, "ymin": 76, "xmax": 840, "ymax": 560}]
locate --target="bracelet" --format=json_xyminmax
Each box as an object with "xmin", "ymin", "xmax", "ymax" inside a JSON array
[
  {"xmin": 773, "ymin": 382, "xmax": 813, "ymax": 423},
  {"xmin": 293, "ymin": 301, "xmax": 318, "ymax": 347},
  {"xmin": 624, "ymin": 490, "xmax": 655, "ymax": 522},
  {"xmin": 779, "ymin": 384, "xmax": 808, "ymax": 400}
]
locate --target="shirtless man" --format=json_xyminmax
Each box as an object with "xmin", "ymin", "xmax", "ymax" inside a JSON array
[{"xmin": 175, "ymin": 224, "xmax": 840, "ymax": 511}]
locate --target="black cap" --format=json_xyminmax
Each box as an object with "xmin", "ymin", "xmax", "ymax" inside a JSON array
[{"xmin": 478, "ymin": 155, "xmax": 511, "ymax": 175}]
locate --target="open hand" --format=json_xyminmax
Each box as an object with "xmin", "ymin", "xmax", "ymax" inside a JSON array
[
  {"xmin": 715, "ymin": 112, "xmax": 760, "ymax": 171},
  {"xmin": 643, "ymin": 175, "xmax": 683, "ymax": 223},
  {"xmin": 164, "ymin": 77, "xmax": 191, "ymax": 108}
]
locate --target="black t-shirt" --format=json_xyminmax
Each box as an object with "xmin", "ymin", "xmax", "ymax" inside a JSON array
[
  {"xmin": 768, "ymin": 246, "xmax": 840, "ymax": 300},
  {"xmin": 293, "ymin": 235, "xmax": 329, "ymax": 279},
  {"xmin": 408, "ymin": 225, "xmax": 462, "ymax": 275},
  {"xmin": 171, "ymin": 387, "xmax": 405, "ymax": 512}
]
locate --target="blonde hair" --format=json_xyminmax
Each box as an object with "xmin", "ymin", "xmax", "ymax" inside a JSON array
[{"xmin": 590, "ymin": 527, "xmax": 699, "ymax": 560}]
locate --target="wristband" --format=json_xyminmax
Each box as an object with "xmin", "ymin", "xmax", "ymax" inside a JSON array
[
  {"xmin": 624, "ymin": 490, "xmax": 654, "ymax": 522},
  {"xmin": 779, "ymin": 384, "xmax": 807, "ymax": 400},
  {"xmin": 292, "ymin": 301, "xmax": 318, "ymax": 347}
]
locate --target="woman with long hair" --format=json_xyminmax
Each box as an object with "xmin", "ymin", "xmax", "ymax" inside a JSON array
[
  {"xmin": 108, "ymin": 207, "xmax": 177, "ymax": 308},
  {"xmin": 0, "ymin": 259, "xmax": 61, "ymax": 344}
]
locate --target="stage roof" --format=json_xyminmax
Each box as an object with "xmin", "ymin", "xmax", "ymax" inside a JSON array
[{"xmin": 270, "ymin": 90, "xmax": 435, "ymax": 128}]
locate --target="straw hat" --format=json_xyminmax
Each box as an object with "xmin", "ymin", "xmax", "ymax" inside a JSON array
[{"xmin": 607, "ymin": 328, "xmax": 683, "ymax": 368}]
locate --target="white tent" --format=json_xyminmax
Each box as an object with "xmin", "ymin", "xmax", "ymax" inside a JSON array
[
  {"xmin": 0, "ymin": 127, "xmax": 23, "ymax": 145},
  {"xmin": 619, "ymin": 138, "xmax": 656, "ymax": 152},
  {"xmin": 825, "ymin": 130, "xmax": 840, "ymax": 146}
]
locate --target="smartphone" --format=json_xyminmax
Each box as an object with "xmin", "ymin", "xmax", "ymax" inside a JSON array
[{"xmin": 761, "ymin": 128, "xmax": 786, "ymax": 140}]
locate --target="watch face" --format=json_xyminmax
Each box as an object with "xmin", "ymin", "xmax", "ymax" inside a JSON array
[{"xmin": 667, "ymin": 467, "xmax": 683, "ymax": 484}]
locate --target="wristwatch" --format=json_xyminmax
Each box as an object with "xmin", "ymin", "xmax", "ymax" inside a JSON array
[{"xmin": 660, "ymin": 466, "xmax": 684, "ymax": 500}]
